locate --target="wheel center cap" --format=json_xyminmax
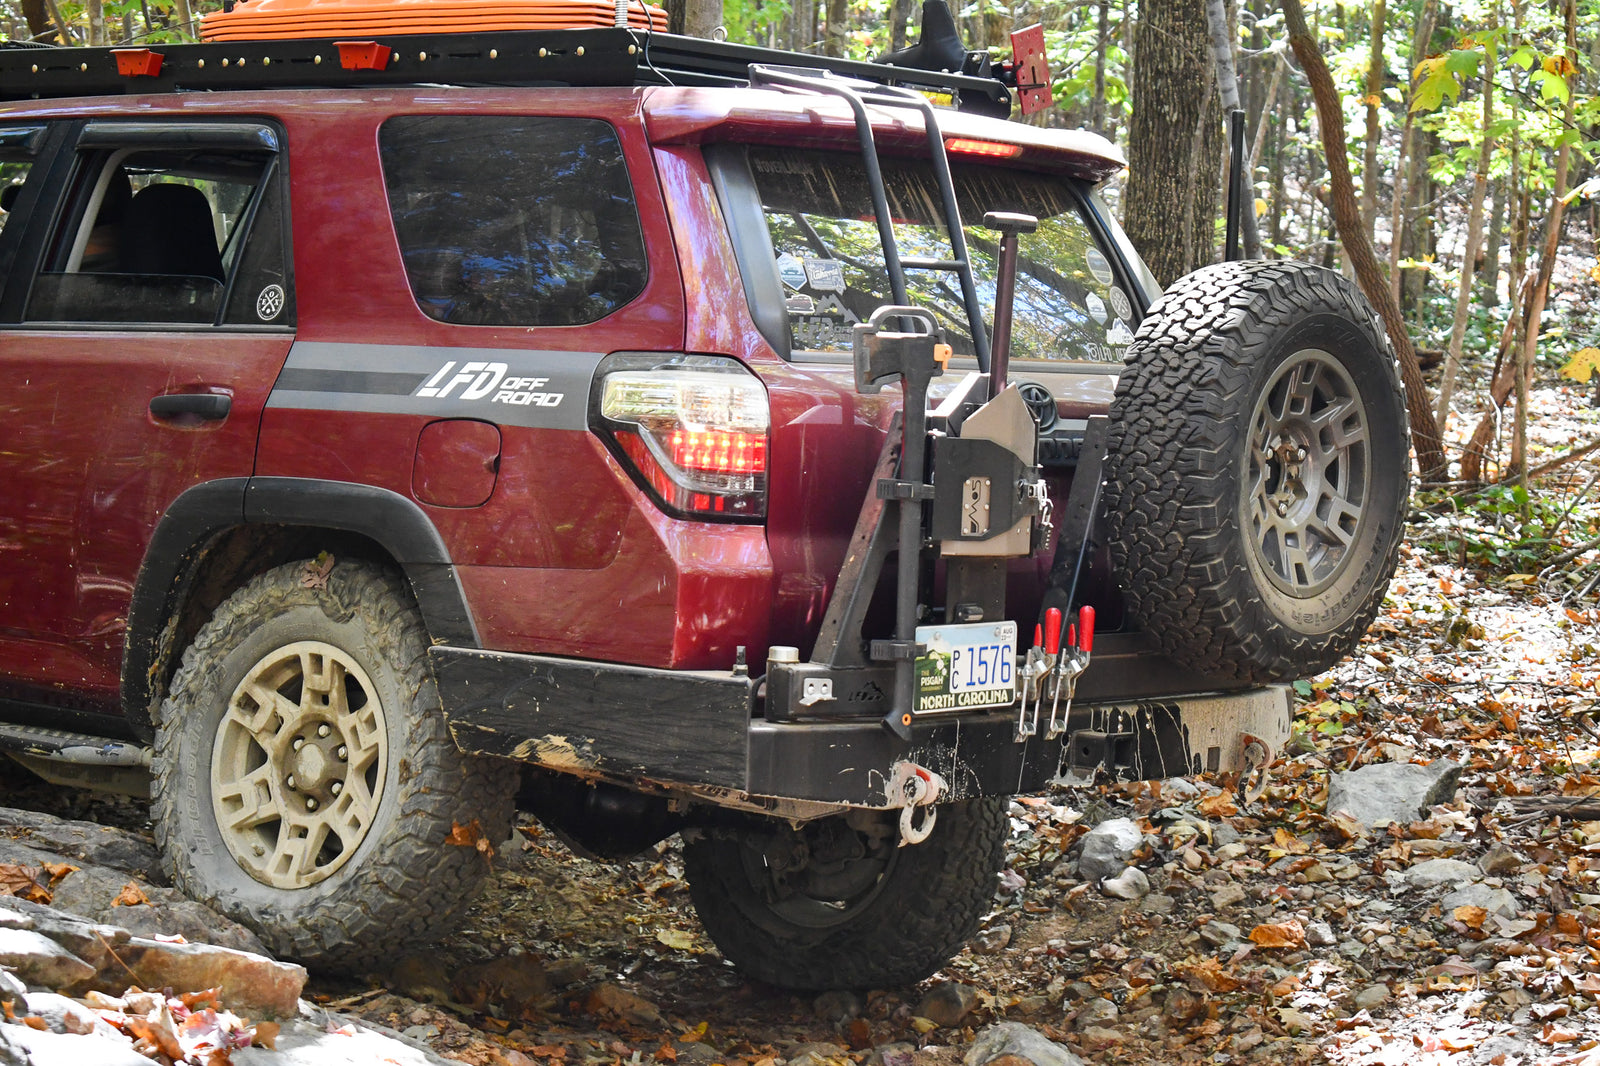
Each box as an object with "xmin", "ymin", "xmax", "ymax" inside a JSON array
[{"xmin": 293, "ymin": 743, "xmax": 332, "ymax": 791}]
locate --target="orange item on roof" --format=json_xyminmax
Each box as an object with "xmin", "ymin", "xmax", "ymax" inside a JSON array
[{"xmin": 199, "ymin": 0, "xmax": 668, "ymax": 41}]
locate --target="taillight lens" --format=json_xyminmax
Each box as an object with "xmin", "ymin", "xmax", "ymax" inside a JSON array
[{"xmin": 597, "ymin": 356, "xmax": 769, "ymax": 519}]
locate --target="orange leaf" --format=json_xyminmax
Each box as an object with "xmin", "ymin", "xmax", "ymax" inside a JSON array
[
  {"xmin": 1199, "ymin": 793, "xmax": 1239, "ymax": 818},
  {"xmin": 1453, "ymin": 905, "xmax": 1488, "ymax": 930},
  {"xmin": 446, "ymin": 820, "xmax": 495, "ymax": 862},
  {"xmin": 252, "ymin": 1021, "xmax": 280, "ymax": 1050},
  {"xmin": 112, "ymin": 882, "xmax": 151, "ymax": 907},
  {"xmin": 1272, "ymin": 828, "xmax": 1310, "ymax": 855},
  {"xmin": 1269, "ymin": 974, "xmax": 1301, "ymax": 997},
  {"xmin": 654, "ymin": 1046, "xmax": 679, "ymax": 1062},
  {"xmin": 1175, "ymin": 958, "xmax": 1244, "ymax": 993},
  {"xmin": 1248, "ymin": 920, "xmax": 1306, "ymax": 950}
]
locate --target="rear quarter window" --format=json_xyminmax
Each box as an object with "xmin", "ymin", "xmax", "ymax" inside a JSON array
[{"xmin": 379, "ymin": 116, "xmax": 647, "ymax": 327}]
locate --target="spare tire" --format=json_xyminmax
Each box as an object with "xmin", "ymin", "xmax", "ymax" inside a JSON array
[{"xmin": 1103, "ymin": 260, "xmax": 1410, "ymax": 684}]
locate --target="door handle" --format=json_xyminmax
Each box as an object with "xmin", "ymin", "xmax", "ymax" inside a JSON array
[{"xmin": 150, "ymin": 393, "xmax": 231, "ymax": 421}]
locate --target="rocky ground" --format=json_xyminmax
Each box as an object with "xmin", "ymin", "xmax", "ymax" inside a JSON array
[{"xmin": 3, "ymin": 383, "xmax": 1600, "ymax": 1066}]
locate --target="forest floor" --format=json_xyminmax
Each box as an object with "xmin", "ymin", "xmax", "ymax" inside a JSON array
[{"xmin": 4, "ymin": 378, "xmax": 1600, "ymax": 1066}]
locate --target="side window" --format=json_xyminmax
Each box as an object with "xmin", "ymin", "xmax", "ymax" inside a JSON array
[
  {"xmin": 379, "ymin": 115, "xmax": 647, "ymax": 327},
  {"xmin": 750, "ymin": 148, "xmax": 1137, "ymax": 365},
  {"xmin": 24, "ymin": 125, "xmax": 292, "ymax": 328},
  {"xmin": 0, "ymin": 126, "xmax": 44, "ymax": 238}
]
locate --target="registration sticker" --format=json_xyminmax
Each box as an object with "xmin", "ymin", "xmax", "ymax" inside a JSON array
[{"xmin": 915, "ymin": 621, "xmax": 1017, "ymax": 713}]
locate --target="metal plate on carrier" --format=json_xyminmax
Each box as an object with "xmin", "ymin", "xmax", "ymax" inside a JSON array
[{"xmin": 915, "ymin": 621, "xmax": 1017, "ymax": 713}]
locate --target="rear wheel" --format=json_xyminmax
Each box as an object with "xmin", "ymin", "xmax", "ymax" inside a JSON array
[
  {"xmin": 152, "ymin": 559, "xmax": 518, "ymax": 971},
  {"xmin": 683, "ymin": 798, "xmax": 1006, "ymax": 990}
]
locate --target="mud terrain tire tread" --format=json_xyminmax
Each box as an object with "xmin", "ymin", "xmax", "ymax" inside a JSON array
[
  {"xmin": 682, "ymin": 797, "xmax": 1006, "ymax": 990},
  {"xmin": 151, "ymin": 560, "xmax": 517, "ymax": 972},
  {"xmin": 1103, "ymin": 260, "xmax": 1410, "ymax": 684}
]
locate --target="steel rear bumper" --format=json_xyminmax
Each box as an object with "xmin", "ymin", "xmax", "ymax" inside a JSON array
[{"xmin": 431, "ymin": 645, "xmax": 1292, "ymax": 807}]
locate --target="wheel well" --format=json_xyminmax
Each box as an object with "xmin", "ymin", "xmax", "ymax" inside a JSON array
[{"xmin": 142, "ymin": 525, "xmax": 406, "ymax": 736}]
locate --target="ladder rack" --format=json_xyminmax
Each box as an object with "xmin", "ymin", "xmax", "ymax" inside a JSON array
[{"xmin": 0, "ymin": 28, "xmax": 1013, "ymax": 116}]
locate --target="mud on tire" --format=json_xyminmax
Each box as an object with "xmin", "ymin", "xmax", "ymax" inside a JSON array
[
  {"xmin": 683, "ymin": 798, "xmax": 1006, "ymax": 990},
  {"xmin": 151, "ymin": 559, "xmax": 518, "ymax": 972},
  {"xmin": 1103, "ymin": 260, "xmax": 1410, "ymax": 684}
]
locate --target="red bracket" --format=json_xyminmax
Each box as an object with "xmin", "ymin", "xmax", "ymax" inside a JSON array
[
  {"xmin": 334, "ymin": 41, "xmax": 391, "ymax": 71},
  {"xmin": 112, "ymin": 48, "xmax": 163, "ymax": 78},
  {"xmin": 1008, "ymin": 24, "xmax": 1052, "ymax": 116}
]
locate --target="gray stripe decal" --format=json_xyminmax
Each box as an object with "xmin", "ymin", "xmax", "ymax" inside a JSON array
[{"xmin": 267, "ymin": 341, "xmax": 602, "ymax": 431}]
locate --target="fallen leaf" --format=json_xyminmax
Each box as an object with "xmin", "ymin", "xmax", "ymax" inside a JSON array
[
  {"xmin": 1272, "ymin": 828, "xmax": 1310, "ymax": 855},
  {"xmin": 445, "ymin": 820, "xmax": 495, "ymax": 862},
  {"xmin": 654, "ymin": 1045, "xmax": 678, "ymax": 1062},
  {"xmin": 1249, "ymin": 920, "xmax": 1306, "ymax": 950},
  {"xmin": 655, "ymin": 929, "xmax": 696, "ymax": 951},
  {"xmin": 1453, "ymin": 905, "xmax": 1488, "ymax": 930},
  {"xmin": 1174, "ymin": 958, "xmax": 1244, "ymax": 993},
  {"xmin": 1199, "ymin": 793, "xmax": 1239, "ymax": 818},
  {"xmin": 301, "ymin": 551, "xmax": 336, "ymax": 589},
  {"xmin": 113, "ymin": 882, "xmax": 151, "ymax": 907},
  {"xmin": 252, "ymin": 1021, "xmax": 279, "ymax": 1049}
]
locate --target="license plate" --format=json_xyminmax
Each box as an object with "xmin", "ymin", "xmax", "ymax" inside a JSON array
[{"xmin": 914, "ymin": 621, "xmax": 1017, "ymax": 713}]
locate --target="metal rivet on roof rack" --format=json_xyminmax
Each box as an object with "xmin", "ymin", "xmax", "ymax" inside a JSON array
[
  {"xmin": 538, "ymin": 47, "xmax": 548, "ymax": 58},
  {"xmin": 418, "ymin": 52, "xmax": 427, "ymax": 61},
  {"xmin": 30, "ymin": 64, "xmax": 38, "ymax": 73},
  {"xmin": 79, "ymin": 62, "xmax": 87, "ymax": 71},
  {"xmin": 628, "ymin": 44, "xmax": 637, "ymax": 55},
  {"xmin": 221, "ymin": 58, "xmax": 229, "ymax": 66},
  {"xmin": 237, "ymin": 57, "xmax": 244, "ymax": 65},
  {"xmin": 314, "ymin": 55, "xmax": 322, "ymax": 64},
  {"xmin": 489, "ymin": 49, "xmax": 498, "ymax": 59},
  {"xmin": 262, "ymin": 57, "xmax": 271, "ymax": 65},
  {"xmin": 576, "ymin": 45, "xmax": 585, "ymax": 56},
  {"xmin": 197, "ymin": 59, "xmax": 205, "ymax": 68}
]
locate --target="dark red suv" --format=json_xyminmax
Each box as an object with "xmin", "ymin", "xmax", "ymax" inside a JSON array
[{"xmin": 0, "ymin": 16, "xmax": 1409, "ymax": 989}]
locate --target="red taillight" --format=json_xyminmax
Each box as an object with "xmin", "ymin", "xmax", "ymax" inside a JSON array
[
  {"xmin": 945, "ymin": 138, "xmax": 1023, "ymax": 159},
  {"xmin": 596, "ymin": 357, "xmax": 770, "ymax": 520},
  {"xmin": 671, "ymin": 429, "xmax": 768, "ymax": 476}
]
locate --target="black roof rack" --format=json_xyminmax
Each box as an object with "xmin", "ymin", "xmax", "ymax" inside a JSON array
[{"xmin": 0, "ymin": 28, "xmax": 1013, "ymax": 117}]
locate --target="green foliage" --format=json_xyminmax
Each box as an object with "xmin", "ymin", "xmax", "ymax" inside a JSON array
[{"xmin": 1416, "ymin": 485, "xmax": 1600, "ymax": 574}]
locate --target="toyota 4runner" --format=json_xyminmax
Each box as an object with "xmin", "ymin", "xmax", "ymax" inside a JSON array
[{"xmin": 0, "ymin": 3, "xmax": 1411, "ymax": 989}]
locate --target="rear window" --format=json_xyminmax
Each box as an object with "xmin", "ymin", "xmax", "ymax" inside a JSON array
[
  {"xmin": 379, "ymin": 116, "xmax": 647, "ymax": 327},
  {"xmin": 749, "ymin": 147, "xmax": 1138, "ymax": 364}
]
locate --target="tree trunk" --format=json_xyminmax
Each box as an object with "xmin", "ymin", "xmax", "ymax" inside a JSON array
[
  {"xmin": 1202, "ymin": 0, "xmax": 1262, "ymax": 257},
  {"xmin": 1358, "ymin": 0, "xmax": 1386, "ymax": 237},
  {"xmin": 19, "ymin": 0, "xmax": 56, "ymax": 41},
  {"xmin": 1124, "ymin": 0, "xmax": 1224, "ymax": 286},
  {"xmin": 1433, "ymin": 18, "xmax": 1497, "ymax": 440},
  {"xmin": 682, "ymin": 0, "xmax": 724, "ymax": 38},
  {"xmin": 1387, "ymin": 0, "xmax": 1437, "ymax": 307},
  {"xmin": 1482, "ymin": 177, "xmax": 1505, "ymax": 308},
  {"xmin": 888, "ymin": 0, "xmax": 913, "ymax": 54},
  {"xmin": 1281, "ymin": 0, "xmax": 1447, "ymax": 479},
  {"xmin": 1091, "ymin": 0, "xmax": 1111, "ymax": 133},
  {"xmin": 1459, "ymin": 0, "xmax": 1576, "ymax": 485},
  {"xmin": 821, "ymin": 0, "xmax": 846, "ymax": 56}
]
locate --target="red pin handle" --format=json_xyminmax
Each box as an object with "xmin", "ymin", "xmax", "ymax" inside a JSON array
[
  {"xmin": 1033, "ymin": 624, "xmax": 1043, "ymax": 649},
  {"xmin": 1078, "ymin": 605, "xmax": 1096, "ymax": 653},
  {"xmin": 1043, "ymin": 608, "xmax": 1062, "ymax": 657}
]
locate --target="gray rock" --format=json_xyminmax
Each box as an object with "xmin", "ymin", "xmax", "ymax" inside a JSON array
[
  {"xmin": 1200, "ymin": 921, "xmax": 1242, "ymax": 948},
  {"xmin": 87, "ymin": 937, "xmax": 307, "ymax": 1018},
  {"xmin": 1077, "ymin": 1027, "xmax": 1123, "ymax": 1052},
  {"xmin": 0, "ymin": 928, "xmax": 95, "ymax": 988},
  {"xmin": 1077, "ymin": 819, "xmax": 1144, "ymax": 883},
  {"xmin": 971, "ymin": 923, "xmax": 1012, "ymax": 954},
  {"xmin": 964, "ymin": 1022, "xmax": 1084, "ymax": 1066},
  {"xmin": 865, "ymin": 1043, "xmax": 917, "ymax": 1066},
  {"xmin": 22, "ymin": 992, "xmax": 118, "ymax": 1037},
  {"xmin": 1140, "ymin": 893, "xmax": 1176, "ymax": 916},
  {"xmin": 1210, "ymin": 884, "xmax": 1247, "ymax": 909},
  {"xmin": 231, "ymin": 1013, "xmax": 458, "ymax": 1065},
  {"xmin": 916, "ymin": 981, "xmax": 978, "ymax": 1028},
  {"xmin": 0, "ymin": 1024, "xmax": 152, "ymax": 1066},
  {"xmin": 0, "ymin": 967, "xmax": 26, "ymax": 1003},
  {"xmin": 1101, "ymin": 866, "xmax": 1149, "ymax": 900},
  {"xmin": 1326, "ymin": 760, "xmax": 1462, "ymax": 828},
  {"xmin": 812, "ymin": 989, "xmax": 861, "ymax": 1022},
  {"xmin": 1305, "ymin": 921, "xmax": 1337, "ymax": 947},
  {"xmin": 1352, "ymin": 984, "xmax": 1390, "ymax": 1013},
  {"xmin": 1480, "ymin": 844, "xmax": 1523, "ymax": 877},
  {"xmin": 1213, "ymin": 823, "xmax": 1241, "ymax": 847},
  {"xmin": 1163, "ymin": 779, "xmax": 1203, "ymax": 801},
  {"xmin": 0, "ymin": 808, "xmax": 164, "ymax": 883},
  {"xmin": 787, "ymin": 1042, "xmax": 850, "ymax": 1066},
  {"xmin": 43, "ymin": 863, "xmax": 265, "ymax": 955},
  {"xmin": 1441, "ymin": 883, "xmax": 1518, "ymax": 919},
  {"xmin": 1073, "ymin": 998, "xmax": 1119, "ymax": 1030},
  {"xmin": 1405, "ymin": 858, "xmax": 1480, "ymax": 890}
]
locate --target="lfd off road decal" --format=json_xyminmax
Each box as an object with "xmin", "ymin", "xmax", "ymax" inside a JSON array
[{"xmin": 266, "ymin": 341, "xmax": 600, "ymax": 430}]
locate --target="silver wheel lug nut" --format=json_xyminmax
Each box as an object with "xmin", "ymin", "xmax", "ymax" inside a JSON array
[
  {"xmin": 292, "ymin": 737, "xmax": 305, "ymax": 751},
  {"xmin": 317, "ymin": 724, "xmax": 332, "ymax": 738},
  {"xmin": 306, "ymin": 797, "xmax": 318, "ymax": 811},
  {"xmin": 252, "ymin": 843, "xmax": 266, "ymax": 857},
  {"xmin": 337, "ymin": 745, "xmax": 348, "ymax": 760},
  {"xmin": 286, "ymin": 775, "xmax": 297, "ymax": 790},
  {"xmin": 331, "ymin": 781, "xmax": 342, "ymax": 796}
]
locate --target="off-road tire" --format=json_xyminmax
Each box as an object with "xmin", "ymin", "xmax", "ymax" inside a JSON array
[
  {"xmin": 1103, "ymin": 260, "xmax": 1410, "ymax": 683},
  {"xmin": 682, "ymin": 798, "xmax": 1006, "ymax": 990},
  {"xmin": 151, "ymin": 559, "xmax": 518, "ymax": 972}
]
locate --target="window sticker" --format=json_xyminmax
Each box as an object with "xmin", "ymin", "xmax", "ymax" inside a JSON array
[
  {"xmin": 1086, "ymin": 246, "xmax": 1114, "ymax": 286},
  {"xmin": 1107, "ymin": 318, "xmax": 1136, "ymax": 346},
  {"xmin": 256, "ymin": 284, "xmax": 285, "ymax": 321},
  {"xmin": 1085, "ymin": 292, "xmax": 1107, "ymax": 325},
  {"xmin": 790, "ymin": 293, "xmax": 859, "ymax": 350},
  {"xmin": 1108, "ymin": 285, "xmax": 1132, "ymax": 322},
  {"xmin": 803, "ymin": 258, "xmax": 846, "ymax": 294},
  {"xmin": 785, "ymin": 294, "xmax": 816, "ymax": 314},
  {"xmin": 776, "ymin": 253, "xmax": 808, "ymax": 290}
]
